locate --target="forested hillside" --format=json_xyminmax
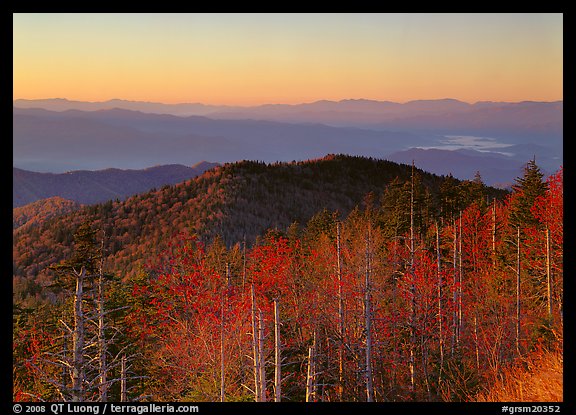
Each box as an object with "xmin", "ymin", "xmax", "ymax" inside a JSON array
[
  {"xmin": 13, "ymin": 155, "xmax": 562, "ymax": 403},
  {"xmin": 13, "ymin": 196, "xmax": 80, "ymax": 231},
  {"xmin": 13, "ymin": 155, "xmax": 506, "ymax": 292}
]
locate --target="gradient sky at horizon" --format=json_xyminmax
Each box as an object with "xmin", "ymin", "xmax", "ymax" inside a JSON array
[{"xmin": 13, "ymin": 13, "xmax": 563, "ymax": 105}]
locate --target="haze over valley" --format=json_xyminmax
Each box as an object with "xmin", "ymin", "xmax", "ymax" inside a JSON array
[{"xmin": 13, "ymin": 97, "xmax": 562, "ymax": 189}]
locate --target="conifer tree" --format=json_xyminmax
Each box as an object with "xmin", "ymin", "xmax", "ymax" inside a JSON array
[{"xmin": 510, "ymin": 158, "xmax": 548, "ymax": 228}]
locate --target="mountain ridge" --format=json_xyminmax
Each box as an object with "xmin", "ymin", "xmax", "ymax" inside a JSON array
[
  {"xmin": 13, "ymin": 162, "xmax": 218, "ymax": 208},
  {"xmin": 13, "ymin": 98, "xmax": 563, "ymax": 131},
  {"xmin": 14, "ymin": 97, "xmax": 563, "ymax": 112}
]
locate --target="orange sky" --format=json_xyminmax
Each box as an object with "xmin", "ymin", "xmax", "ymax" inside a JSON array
[{"xmin": 13, "ymin": 13, "xmax": 563, "ymax": 105}]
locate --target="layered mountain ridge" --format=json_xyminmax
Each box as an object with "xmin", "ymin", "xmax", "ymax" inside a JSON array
[
  {"xmin": 13, "ymin": 162, "xmax": 218, "ymax": 208},
  {"xmin": 14, "ymin": 98, "xmax": 562, "ymax": 187}
]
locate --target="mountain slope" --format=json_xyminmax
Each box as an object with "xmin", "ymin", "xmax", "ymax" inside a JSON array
[
  {"xmin": 13, "ymin": 196, "xmax": 81, "ymax": 231},
  {"xmin": 13, "ymin": 162, "xmax": 218, "ymax": 208},
  {"xmin": 12, "ymin": 155, "xmax": 508, "ymax": 284}
]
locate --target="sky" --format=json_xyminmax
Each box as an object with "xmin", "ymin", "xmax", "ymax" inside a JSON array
[{"xmin": 13, "ymin": 13, "xmax": 563, "ymax": 106}]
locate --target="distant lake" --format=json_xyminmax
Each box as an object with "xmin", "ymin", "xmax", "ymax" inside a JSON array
[{"xmin": 421, "ymin": 135, "xmax": 515, "ymax": 156}]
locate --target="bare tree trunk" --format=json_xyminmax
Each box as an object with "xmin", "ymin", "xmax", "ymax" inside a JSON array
[
  {"xmin": 492, "ymin": 199, "xmax": 497, "ymax": 270},
  {"xmin": 312, "ymin": 330, "xmax": 318, "ymax": 401},
  {"xmin": 421, "ymin": 335, "xmax": 432, "ymax": 401},
  {"xmin": 121, "ymin": 354, "xmax": 127, "ymax": 402},
  {"xmin": 306, "ymin": 345, "xmax": 314, "ymax": 402},
  {"xmin": 258, "ymin": 309, "xmax": 266, "ymax": 402},
  {"xmin": 474, "ymin": 314, "xmax": 480, "ymax": 373},
  {"xmin": 516, "ymin": 227, "xmax": 521, "ymax": 356},
  {"xmin": 336, "ymin": 221, "xmax": 345, "ymax": 401},
  {"xmin": 546, "ymin": 226, "xmax": 553, "ymax": 323},
  {"xmin": 62, "ymin": 319, "xmax": 69, "ymax": 392},
  {"xmin": 391, "ymin": 232, "xmax": 399, "ymax": 394},
  {"xmin": 409, "ymin": 161, "xmax": 416, "ymax": 395},
  {"xmin": 364, "ymin": 226, "xmax": 374, "ymax": 402},
  {"xmin": 436, "ymin": 222, "xmax": 444, "ymax": 383},
  {"xmin": 306, "ymin": 330, "xmax": 317, "ymax": 402},
  {"xmin": 220, "ymin": 311, "xmax": 225, "ymax": 403},
  {"xmin": 458, "ymin": 214, "xmax": 463, "ymax": 339},
  {"xmin": 251, "ymin": 284, "xmax": 261, "ymax": 402},
  {"xmin": 72, "ymin": 267, "xmax": 86, "ymax": 402},
  {"xmin": 97, "ymin": 279, "xmax": 107, "ymax": 401},
  {"xmin": 452, "ymin": 219, "xmax": 458, "ymax": 356},
  {"xmin": 274, "ymin": 298, "xmax": 281, "ymax": 402},
  {"xmin": 97, "ymin": 237, "xmax": 108, "ymax": 402},
  {"xmin": 220, "ymin": 264, "xmax": 230, "ymax": 403},
  {"xmin": 242, "ymin": 238, "xmax": 247, "ymax": 290}
]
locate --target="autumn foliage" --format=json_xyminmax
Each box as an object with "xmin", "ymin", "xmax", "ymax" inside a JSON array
[{"xmin": 13, "ymin": 158, "xmax": 562, "ymax": 402}]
